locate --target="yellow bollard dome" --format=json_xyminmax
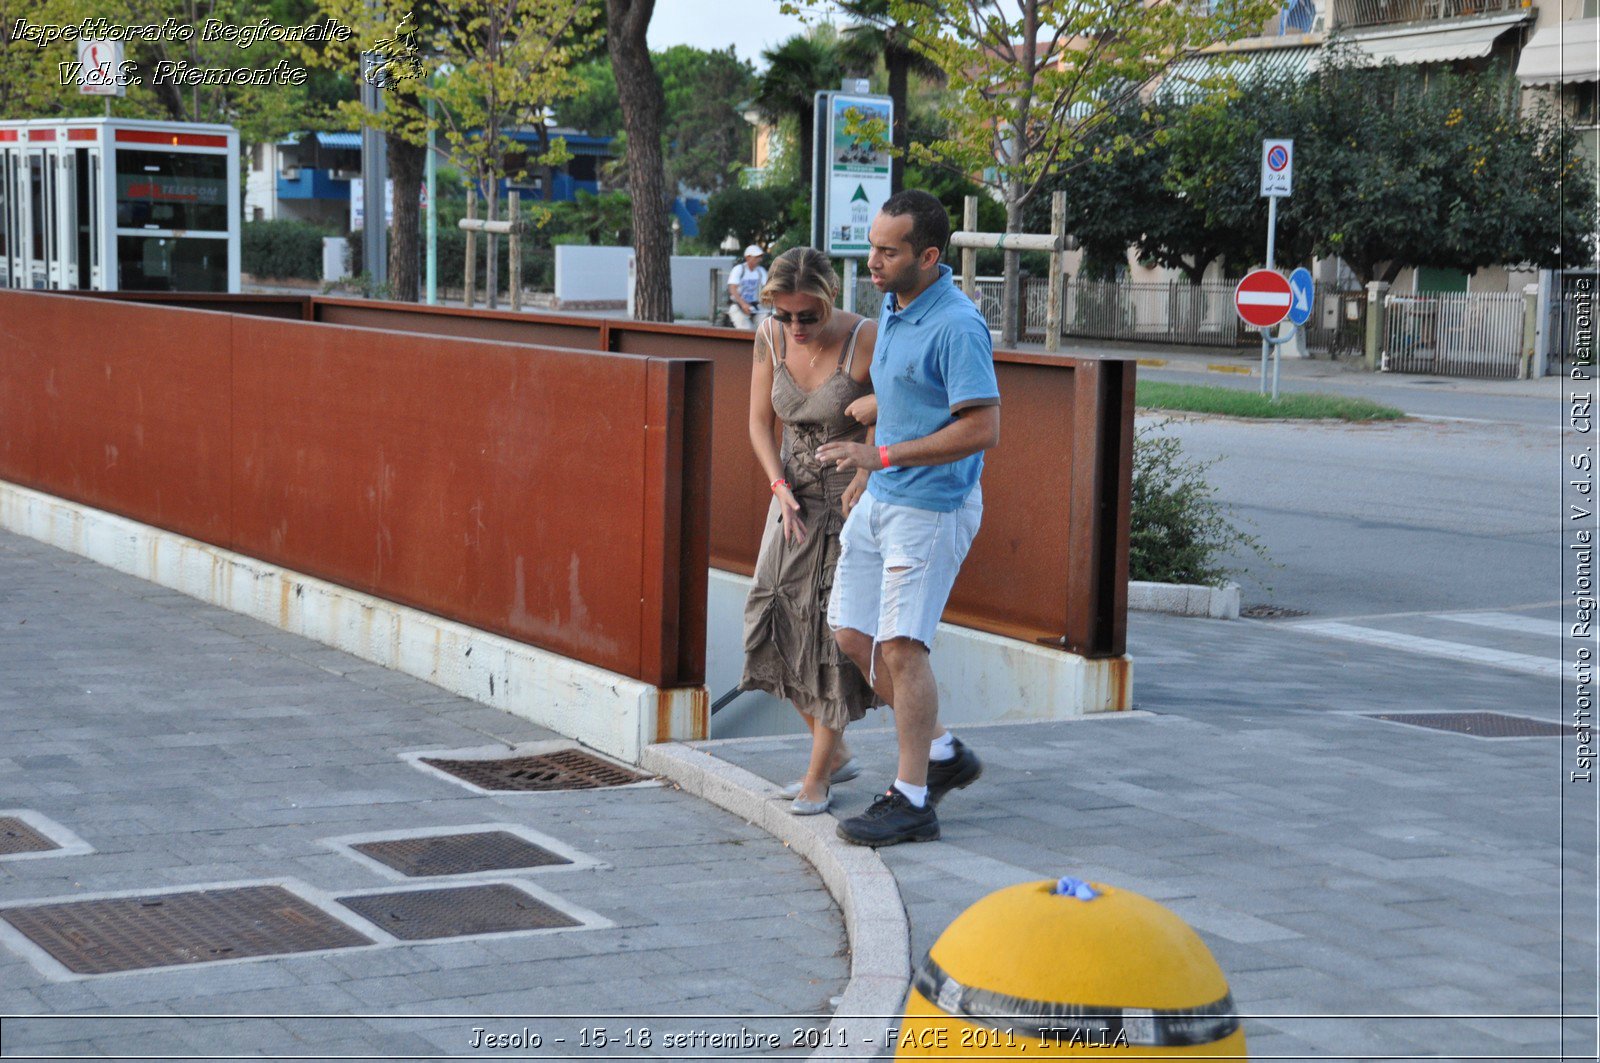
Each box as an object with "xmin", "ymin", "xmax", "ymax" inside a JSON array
[{"xmin": 892, "ymin": 878, "xmax": 1247, "ymax": 1059}]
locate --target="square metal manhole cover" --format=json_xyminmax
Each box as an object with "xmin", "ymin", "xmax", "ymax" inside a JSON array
[
  {"xmin": 337, "ymin": 884, "xmax": 580, "ymax": 940},
  {"xmin": 0, "ymin": 886, "xmax": 373, "ymax": 975},
  {"xmin": 421, "ymin": 748, "xmax": 651, "ymax": 791},
  {"xmin": 351, "ymin": 831, "xmax": 573, "ymax": 877},
  {"xmin": 0, "ymin": 817, "xmax": 60, "ymax": 856},
  {"xmin": 1365, "ymin": 712, "xmax": 1568, "ymax": 738}
]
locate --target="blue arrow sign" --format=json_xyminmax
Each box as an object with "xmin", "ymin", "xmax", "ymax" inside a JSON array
[{"xmin": 1288, "ymin": 267, "xmax": 1314, "ymax": 327}]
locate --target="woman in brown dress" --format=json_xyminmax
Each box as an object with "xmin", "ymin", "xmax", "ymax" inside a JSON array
[{"xmin": 741, "ymin": 247, "xmax": 879, "ymax": 815}]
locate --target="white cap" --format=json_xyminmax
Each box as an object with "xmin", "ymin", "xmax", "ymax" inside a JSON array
[{"xmin": 743, "ymin": 245, "xmax": 764, "ymax": 258}]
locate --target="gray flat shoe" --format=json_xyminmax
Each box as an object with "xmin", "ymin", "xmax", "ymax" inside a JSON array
[
  {"xmin": 779, "ymin": 758, "xmax": 861, "ymax": 798},
  {"xmin": 790, "ymin": 791, "xmax": 831, "ymax": 815}
]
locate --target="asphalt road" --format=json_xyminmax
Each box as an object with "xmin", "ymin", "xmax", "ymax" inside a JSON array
[{"xmin": 1143, "ymin": 410, "xmax": 1562, "ymax": 618}]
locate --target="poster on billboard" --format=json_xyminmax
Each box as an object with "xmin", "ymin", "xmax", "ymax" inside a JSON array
[{"xmin": 820, "ymin": 93, "xmax": 893, "ymax": 258}]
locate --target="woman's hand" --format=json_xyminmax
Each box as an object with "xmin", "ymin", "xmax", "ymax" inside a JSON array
[
  {"xmin": 845, "ymin": 394, "xmax": 878, "ymax": 426},
  {"xmin": 841, "ymin": 470, "xmax": 869, "ymax": 519},
  {"xmin": 776, "ymin": 483, "xmax": 807, "ymax": 545}
]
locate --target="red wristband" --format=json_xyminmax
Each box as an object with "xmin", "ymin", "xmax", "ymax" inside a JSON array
[
  {"xmin": 879, "ymin": 445, "xmax": 892, "ymax": 469},
  {"xmin": 771, "ymin": 478, "xmax": 788, "ymax": 493}
]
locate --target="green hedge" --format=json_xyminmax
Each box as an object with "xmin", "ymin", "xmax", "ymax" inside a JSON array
[
  {"xmin": 350, "ymin": 227, "xmax": 554, "ymax": 294},
  {"xmin": 242, "ymin": 219, "xmax": 331, "ymax": 281}
]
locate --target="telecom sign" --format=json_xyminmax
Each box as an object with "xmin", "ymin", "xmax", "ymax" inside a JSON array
[
  {"xmin": 1260, "ymin": 138, "xmax": 1293, "ymax": 198},
  {"xmin": 1234, "ymin": 269, "xmax": 1294, "ymax": 328},
  {"xmin": 818, "ymin": 93, "xmax": 893, "ymax": 257},
  {"xmin": 1287, "ymin": 267, "xmax": 1315, "ymax": 326},
  {"xmin": 77, "ymin": 39, "xmax": 126, "ymax": 97}
]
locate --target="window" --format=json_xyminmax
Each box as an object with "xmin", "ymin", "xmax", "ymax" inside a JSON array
[
  {"xmin": 1585, "ymin": 0, "xmax": 1598, "ymax": 19},
  {"xmin": 116, "ymin": 236, "xmax": 228, "ymax": 291},
  {"xmin": 115, "ymin": 149, "xmax": 228, "ymax": 231}
]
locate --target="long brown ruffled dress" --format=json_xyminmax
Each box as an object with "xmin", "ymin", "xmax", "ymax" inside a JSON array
[{"xmin": 740, "ymin": 317, "xmax": 878, "ymax": 730}]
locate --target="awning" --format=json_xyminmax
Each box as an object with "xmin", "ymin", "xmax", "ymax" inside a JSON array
[
  {"xmin": 311, "ymin": 131, "xmax": 362, "ymax": 150},
  {"xmin": 1342, "ymin": 12, "xmax": 1529, "ymax": 66},
  {"xmin": 1516, "ymin": 17, "xmax": 1600, "ymax": 84},
  {"xmin": 1155, "ymin": 45, "xmax": 1317, "ymax": 103}
]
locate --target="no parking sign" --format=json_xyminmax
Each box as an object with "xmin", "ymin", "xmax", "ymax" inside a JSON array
[{"xmin": 1260, "ymin": 139, "xmax": 1293, "ymax": 198}]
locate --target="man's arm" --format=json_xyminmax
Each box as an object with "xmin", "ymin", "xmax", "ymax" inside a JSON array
[{"xmin": 817, "ymin": 404, "xmax": 999, "ymax": 472}]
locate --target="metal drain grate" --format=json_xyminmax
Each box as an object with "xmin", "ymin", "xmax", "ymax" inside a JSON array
[
  {"xmin": 1365, "ymin": 712, "xmax": 1568, "ymax": 738},
  {"xmin": 422, "ymin": 748, "xmax": 651, "ymax": 791},
  {"xmin": 337, "ymin": 884, "xmax": 580, "ymax": 940},
  {"xmin": 1241, "ymin": 604, "xmax": 1311, "ymax": 619},
  {"xmin": 352, "ymin": 831, "xmax": 572, "ymax": 877},
  {"xmin": 0, "ymin": 817, "xmax": 60, "ymax": 856},
  {"xmin": 0, "ymin": 886, "xmax": 372, "ymax": 975}
]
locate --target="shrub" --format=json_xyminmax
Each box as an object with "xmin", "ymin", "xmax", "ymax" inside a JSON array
[
  {"xmin": 1130, "ymin": 421, "xmax": 1266, "ymax": 587},
  {"xmin": 242, "ymin": 219, "xmax": 331, "ymax": 281}
]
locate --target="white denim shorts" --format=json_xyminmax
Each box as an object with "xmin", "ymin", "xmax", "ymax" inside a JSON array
[{"xmin": 827, "ymin": 486, "xmax": 982, "ymax": 650}]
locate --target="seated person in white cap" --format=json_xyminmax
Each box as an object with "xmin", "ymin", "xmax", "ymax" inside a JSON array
[{"xmin": 728, "ymin": 245, "xmax": 770, "ymax": 330}]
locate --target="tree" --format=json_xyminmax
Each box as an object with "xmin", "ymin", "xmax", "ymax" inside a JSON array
[
  {"xmin": 307, "ymin": 0, "xmax": 594, "ymax": 302},
  {"xmin": 878, "ymin": 0, "xmax": 1277, "ymax": 345},
  {"xmin": 607, "ymin": 0, "xmax": 672, "ymax": 321},
  {"xmin": 1155, "ymin": 50, "xmax": 1597, "ymax": 286},
  {"xmin": 698, "ymin": 185, "xmax": 793, "ymax": 252},
  {"xmin": 563, "ymin": 46, "xmax": 757, "ymax": 195},
  {"xmin": 754, "ymin": 33, "xmax": 843, "ymax": 188},
  {"xmin": 832, "ymin": 0, "xmax": 947, "ymax": 195}
]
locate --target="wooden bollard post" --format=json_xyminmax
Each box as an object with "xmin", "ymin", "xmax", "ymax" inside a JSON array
[
  {"xmin": 1046, "ymin": 191, "xmax": 1065, "ymax": 352},
  {"xmin": 961, "ymin": 195, "xmax": 977, "ymax": 300},
  {"xmin": 464, "ymin": 186, "xmax": 477, "ymax": 308},
  {"xmin": 509, "ymin": 190, "xmax": 521, "ymax": 313}
]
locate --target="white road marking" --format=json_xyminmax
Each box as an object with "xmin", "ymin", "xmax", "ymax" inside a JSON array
[
  {"xmin": 1287, "ymin": 621, "xmax": 1566, "ymax": 679},
  {"xmin": 1435, "ymin": 612, "xmax": 1569, "ymax": 640}
]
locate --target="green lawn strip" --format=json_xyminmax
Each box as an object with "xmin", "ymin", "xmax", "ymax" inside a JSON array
[{"xmin": 1136, "ymin": 380, "xmax": 1405, "ymax": 421}]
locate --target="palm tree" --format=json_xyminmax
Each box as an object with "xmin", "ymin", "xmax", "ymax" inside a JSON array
[
  {"xmin": 834, "ymin": 0, "xmax": 947, "ymax": 195},
  {"xmin": 754, "ymin": 34, "xmax": 844, "ymax": 187}
]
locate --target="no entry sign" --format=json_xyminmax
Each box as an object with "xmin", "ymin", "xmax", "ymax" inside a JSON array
[{"xmin": 1234, "ymin": 269, "xmax": 1293, "ymax": 329}]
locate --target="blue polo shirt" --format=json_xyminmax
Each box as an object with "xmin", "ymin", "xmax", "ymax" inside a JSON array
[{"xmin": 867, "ymin": 265, "xmax": 1000, "ymax": 513}]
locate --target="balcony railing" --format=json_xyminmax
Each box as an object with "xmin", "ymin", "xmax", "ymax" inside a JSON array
[{"xmin": 1332, "ymin": 0, "xmax": 1526, "ymax": 30}]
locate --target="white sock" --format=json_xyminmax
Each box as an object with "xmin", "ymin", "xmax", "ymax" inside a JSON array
[
  {"xmin": 928, "ymin": 732, "xmax": 956, "ymax": 762},
  {"xmin": 893, "ymin": 779, "xmax": 928, "ymax": 807}
]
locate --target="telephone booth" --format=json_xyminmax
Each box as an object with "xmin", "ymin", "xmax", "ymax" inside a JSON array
[{"xmin": 0, "ymin": 117, "xmax": 239, "ymax": 293}]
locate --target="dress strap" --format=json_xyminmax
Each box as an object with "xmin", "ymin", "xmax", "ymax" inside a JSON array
[
  {"xmin": 839, "ymin": 318, "xmax": 867, "ymax": 373},
  {"xmin": 762, "ymin": 316, "xmax": 786, "ymax": 364}
]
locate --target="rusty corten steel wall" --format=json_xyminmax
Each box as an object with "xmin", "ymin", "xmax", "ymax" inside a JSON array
[
  {"xmin": 0, "ymin": 290, "xmax": 710, "ymax": 687},
  {"xmin": 52, "ymin": 292, "xmax": 1132, "ymax": 658},
  {"xmin": 0, "ymin": 293, "xmax": 236, "ymax": 546}
]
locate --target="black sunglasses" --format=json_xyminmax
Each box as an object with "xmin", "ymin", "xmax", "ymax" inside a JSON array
[{"xmin": 772, "ymin": 310, "xmax": 821, "ymax": 326}]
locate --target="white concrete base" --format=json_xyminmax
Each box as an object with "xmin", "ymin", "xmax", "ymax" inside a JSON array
[
  {"xmin": 0, "ymin": 480, "xmax": 705, "ymax": 764},
  {"xmin": 706, "ymin": 568, "xmax": 1130, "ymax": 738},
  {"xmin": 1129, "ymin": 579, "xmax": 1241, "ymax": 620}
]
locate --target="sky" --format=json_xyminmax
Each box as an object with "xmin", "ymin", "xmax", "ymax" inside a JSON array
[{"xmin": 645, "ymin": 0, "xmax": 830, "ymax": 67}]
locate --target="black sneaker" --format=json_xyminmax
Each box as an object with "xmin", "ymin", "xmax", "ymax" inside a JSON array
[
  {"xmin": 926, "ymin": 736, "xmax": 982, "ymax": 806},
  {"xmin": 836, "ymin": 790, "xmax": 939, "ymax": 847}
]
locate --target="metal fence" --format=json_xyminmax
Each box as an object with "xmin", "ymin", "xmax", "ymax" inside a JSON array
[
  {"xmin": 1547, "ymin": 290, "xmax": 1596, "ymax": 375},
  {"xmin": 1383, "ymin": 292, "xmax": 1526, "ymax": 378}
]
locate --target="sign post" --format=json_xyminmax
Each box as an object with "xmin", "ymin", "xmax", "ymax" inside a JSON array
[{"xmin": 1257, "ymin": 139, "xmax": 1294, "ymax": 397}]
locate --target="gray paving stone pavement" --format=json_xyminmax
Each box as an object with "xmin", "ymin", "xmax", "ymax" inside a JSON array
[
  {"xmin": 703, "ymin": 608, "xmax": 1598, "ymax": 1060},
  {"xmin": 0, "ymin": 530, "xmax": 845, "ymax": 1059}
]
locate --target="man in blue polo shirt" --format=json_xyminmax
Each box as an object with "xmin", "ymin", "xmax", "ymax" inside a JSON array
[{"xmin": 816, "ymin": 189, "xmax": 1000, "ymax": 847}]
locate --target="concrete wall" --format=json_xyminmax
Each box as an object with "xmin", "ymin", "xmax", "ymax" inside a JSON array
[
  {"xmin": 705, "ymin": 569, "xmax": 1130, "ymax": 741},
  {"xmin": 555, "ymin": 247, "xmax": 733, "ymax": 319},
  {"xmin": 554, "ymin": 245, "xmax": 633, "ymax": 304}
]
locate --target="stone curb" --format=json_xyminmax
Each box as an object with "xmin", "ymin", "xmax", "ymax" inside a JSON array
[
  {"xmin": 640, "ymin": 743, "xmax": 909, "ymax": 1061},
  {"xmin": 1129, "ymin": 579, "xmax": 1240, "ymax": 620}
]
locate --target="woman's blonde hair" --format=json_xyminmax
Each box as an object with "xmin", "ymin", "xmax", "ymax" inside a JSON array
[{"xmin": 761, "ymin": 247, "xmax": 838, "ymax": 319}]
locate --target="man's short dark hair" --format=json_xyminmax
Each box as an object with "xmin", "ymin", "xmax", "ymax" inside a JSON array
[{"xmin": 880, "ymin": 189, "xmax": 951, "ymax": 260}]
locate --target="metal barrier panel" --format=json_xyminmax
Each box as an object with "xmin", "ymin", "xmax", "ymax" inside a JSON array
[
  {"xmin": 0, "ymin": 292, "xmax": 236, "ymax": 546},
  {"xmin": 51, "ymin": 291, "xmax": 314, "ymax": 319},
  {"xmin": 1384, "ymin": 292, "xmax": 1525, "ymax": 378},
  {"xmin": 0, "ymin": 290, "xmax": 708, "ymax": 688},
  {"xmin": 41, "ymin": 293, "xmax": 1131, "ymax": 660},
  {"xmin": 607, "ymin": 319, "xmax": 1132, "ymax": 657}
]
